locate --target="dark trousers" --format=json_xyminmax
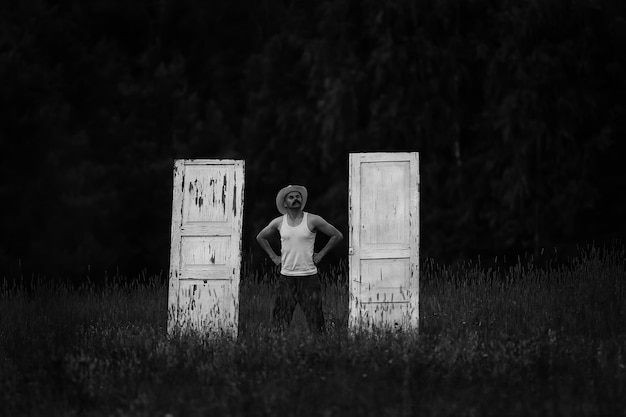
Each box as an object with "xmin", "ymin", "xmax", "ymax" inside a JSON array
[{"xmin": 272, "ymin": 274, "xmax": 325, "ymax": 333}]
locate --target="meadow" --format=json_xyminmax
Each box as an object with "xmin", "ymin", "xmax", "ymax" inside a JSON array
[{"xmin": 1, "ymin": 246, "xmax": 625, "ymax": 417}]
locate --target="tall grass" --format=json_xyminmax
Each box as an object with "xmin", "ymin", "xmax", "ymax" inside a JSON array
[{"xmin": 1, "ymin": 246, "xmax": 625, "ymax": 416}]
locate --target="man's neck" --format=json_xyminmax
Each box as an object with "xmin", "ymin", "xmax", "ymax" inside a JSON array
[{"xmin": 286, "ymin": 209, "xmax": 303, "ymax": 221}]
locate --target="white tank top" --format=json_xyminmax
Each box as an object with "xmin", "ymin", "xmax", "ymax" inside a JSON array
[{"xmin": 279, "ymin": 212, "xmax": 317, "ymax": 276}]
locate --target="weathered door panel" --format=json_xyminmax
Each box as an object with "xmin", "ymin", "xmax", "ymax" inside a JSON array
[
  {"xmin": 349, "ymin": 152, "xmax": 419, "ymax": 330},
  {"xmin": 177, "ymin": 281, "xmax": 237, "ymax": 330},
  {"xmin": 359, "ymin": 258, "xmax": 411, "ymax": 303},
  {"xmin": 168, "ymin": 159, "xmax": 245, "ymax": 335}
]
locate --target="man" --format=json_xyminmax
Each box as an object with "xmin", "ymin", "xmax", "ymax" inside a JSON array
[{"xmin": 256, "ymin": 184, "xmax": 343, "ymax": 333}]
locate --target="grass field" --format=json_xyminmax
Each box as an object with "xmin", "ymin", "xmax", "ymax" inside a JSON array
[{"xmin": 1, "ymin": 246, "xmax": 625, "ymax": 416}]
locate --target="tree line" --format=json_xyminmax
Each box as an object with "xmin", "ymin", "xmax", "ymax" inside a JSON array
[{"xmin": 1, "ymin": 0, "xmax": 625, "ymax": 279}]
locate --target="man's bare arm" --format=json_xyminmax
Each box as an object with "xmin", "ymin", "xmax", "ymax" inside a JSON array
[
  {"xmin": 256, "ymin": 218, "xmax": 282, "ymax": 265},
  {"xmin": 310, "ymin": 214, "xmax": 343, "ymax": 264}
]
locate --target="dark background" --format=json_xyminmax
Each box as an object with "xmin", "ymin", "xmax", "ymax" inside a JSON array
[{"xmin": 1, "ymin": 0, "xmax": 625, "ymax": 281}]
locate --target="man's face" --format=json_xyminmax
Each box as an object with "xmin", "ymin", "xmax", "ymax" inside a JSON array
[{"xmin": 284, "ymin": 191, "xmax": 303, "ymax": 210}]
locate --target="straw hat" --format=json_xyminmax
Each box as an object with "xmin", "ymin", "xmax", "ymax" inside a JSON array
[{"xmin": 276, "ymin": 185, "xmax": 308, "ymax": 214}]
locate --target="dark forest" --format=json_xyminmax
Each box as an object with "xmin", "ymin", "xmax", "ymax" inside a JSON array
[{"xmin": 1, "ymin": 0, "xmax": 625, "ymax": 280}]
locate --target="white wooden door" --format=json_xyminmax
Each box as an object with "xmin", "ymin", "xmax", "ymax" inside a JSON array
[
  {"xmin": 349, "ymin": 152, "xmax": 419, "ymax": 330},
  {"xmin": 168, "ymin": 159, "xmax": 245, "ymax": 335}
]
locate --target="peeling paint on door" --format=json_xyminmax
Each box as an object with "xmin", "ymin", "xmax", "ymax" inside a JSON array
[{"xmin": 168, "ymin": 159, "xmax": 245, "ymax": 336}]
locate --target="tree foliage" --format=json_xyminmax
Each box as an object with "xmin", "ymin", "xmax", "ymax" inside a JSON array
[{"xmin": 1, "ymin": 0, "xmax": 625, "ymax": 278}]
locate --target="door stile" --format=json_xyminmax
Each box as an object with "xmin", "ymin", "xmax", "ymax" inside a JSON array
[
  {"xmin": 348, "ymin": 154, "xmax": 361, "ymax": 328},
  {"xmin": 409, "ymin": 152, "xmax": 420, "ymax": 329},
  {"xmin": 168, "ymin": 159, "xmax": 185, "ymax": 333}
]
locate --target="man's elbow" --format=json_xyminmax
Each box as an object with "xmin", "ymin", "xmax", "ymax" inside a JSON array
[{"xmin": 335, "ymin": 230, "xmax": 344, "ymax": 241}]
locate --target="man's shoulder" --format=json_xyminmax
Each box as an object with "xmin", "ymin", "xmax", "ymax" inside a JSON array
[
  {"xmin": 305, "ymin": 212, "xmax": 324, "ymax": 224},
  {"xmin": 270, "ymin": 215, "xmax": 284, "ymax": 227}
]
